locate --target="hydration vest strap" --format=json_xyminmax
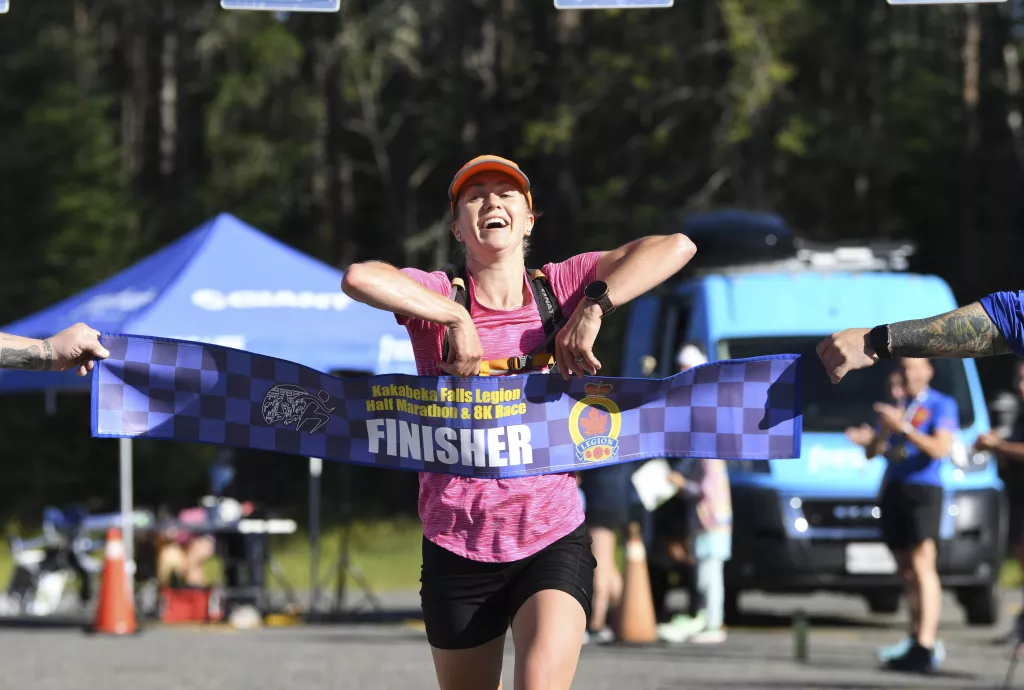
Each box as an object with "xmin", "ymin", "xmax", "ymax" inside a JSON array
[{"xmin": 440, "ymin": 264, "xmax": 564, "ymax": 375}]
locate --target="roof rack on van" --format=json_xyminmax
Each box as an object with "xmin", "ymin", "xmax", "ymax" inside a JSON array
[
  {"xmin": 687, "ymin": 239, "xmax": 917, "ymax": 276},
  {"xmin": 665, "ymin": 209, "xmax": 917, "ymax": 276},
  {"xmin": 792, "ymin": 239, "xmax": 917, "ymax": 271}
]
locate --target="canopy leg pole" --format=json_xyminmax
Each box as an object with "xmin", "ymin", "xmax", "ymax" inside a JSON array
[
  {"xmin": 309, "ymin": 456, "xmax": 322, "ymax": 615},
  {"xmin": 119, "ymin": 438, "xmax": 135, "ymax": 592}
]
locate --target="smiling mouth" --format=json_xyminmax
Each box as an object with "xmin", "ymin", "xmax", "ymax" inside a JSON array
[{"xmin": 482, "ymin": 218, "xmax": 509, "ymax": 230}]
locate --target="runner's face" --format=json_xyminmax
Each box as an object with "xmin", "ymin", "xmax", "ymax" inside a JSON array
[
  {"xmin": 898, "ymin": 357, "xmax": 932, "ymax": 398},
  {"xmin": 887, "ymin": 371, "xmax": 904, "ymax": 402},
  {"xmin": 454, "ymin": 171, "xmax": 533, "ymax": 258}
]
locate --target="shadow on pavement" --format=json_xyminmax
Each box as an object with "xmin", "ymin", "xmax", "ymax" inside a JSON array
[
  {"xmin": 705, "ymin": 674, "xmax": 984, "ymax": 690},
  {"xmin": 303, "ymin": 609, "xmax": 424, "ymax": 625},
  {"xmin": 261, "ymin": 630, "xmax": 430, "ymax": 646},
  {"xmin": 728, "ymin": 610, "xmax": 892, "ymax": 630},
  {"xmin": 0, "ymin": 615, "xmax": 92, "ymax": 630}
]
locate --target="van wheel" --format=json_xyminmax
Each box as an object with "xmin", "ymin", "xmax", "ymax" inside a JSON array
[
  {"xmin": 866, "ymin": 591, "xmax": 901, "ymax": 615},
  {"xmin": 960, "ymin": 585, "xmax": 999, "ymax": 626}
]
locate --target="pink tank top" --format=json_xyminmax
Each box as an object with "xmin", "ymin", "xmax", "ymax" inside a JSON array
[{"xmin": 395, "ymin": 252, "xmax": 600, "ymax": 562}]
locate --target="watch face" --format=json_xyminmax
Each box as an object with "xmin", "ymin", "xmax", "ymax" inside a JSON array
[{"xmin": 586, "ymin": 281, "xmax": 607, "ymax": 300}]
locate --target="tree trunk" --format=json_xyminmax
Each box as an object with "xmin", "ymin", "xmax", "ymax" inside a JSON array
[{"xmin": 960, "ymin": 4, "xmax": 981, "ymax": 297}]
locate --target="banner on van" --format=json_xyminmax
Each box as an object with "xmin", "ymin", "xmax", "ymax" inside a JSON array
[{"xmin": 91, "ymin": 334, "xmax": 802, "ymax": 478}]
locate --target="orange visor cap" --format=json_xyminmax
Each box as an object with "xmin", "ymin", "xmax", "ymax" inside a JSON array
[{"xmin": 448, "ymin": 155, "xmax": 533, "ymax": 213}]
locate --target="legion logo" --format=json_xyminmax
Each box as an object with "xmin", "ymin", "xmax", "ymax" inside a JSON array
[{"xmin": 569, "ymin": 382, "xmax": 622, "ymax": 463}]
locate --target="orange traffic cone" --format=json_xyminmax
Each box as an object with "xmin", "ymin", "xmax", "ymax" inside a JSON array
[
  {"xmin": 89, "ymin": 527, "xmax": 137, "ymax": 635},
  {"xmin": 614, "ymin": 522, "xmax": 657, "ymax": 644}
]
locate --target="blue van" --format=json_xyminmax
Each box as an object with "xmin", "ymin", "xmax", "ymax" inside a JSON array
[{"xmin": 621, "ymin": 210, "xmax": 1007, "ymax": 625}]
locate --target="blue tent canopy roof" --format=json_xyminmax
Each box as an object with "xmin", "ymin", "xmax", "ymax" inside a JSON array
[{"xmin": 0, "ymin": 213, "xmax": 416, "ymax": 392}]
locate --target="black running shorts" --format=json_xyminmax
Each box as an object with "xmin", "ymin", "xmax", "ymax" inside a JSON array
[
  {"xmin": 419, "ymin": 521, "xmax": 597, "ymax": 650},
  {"xmin": 879, "ymin": 481, "xmax": 943, "ymax": 551}
]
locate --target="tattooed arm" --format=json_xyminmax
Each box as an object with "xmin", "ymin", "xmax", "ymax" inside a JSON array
[
  {"xmin": 817, "ymin": 290, "xmax": 1024, "ymax": 384},
  {"xmin": 0, "ymin": 323, "xmax": 110, "ymax": 376},
  {"xmin": 887, "ymin": 302, "xmax": 1011, "ymax": 358},
  {"xmin": 0, "ymin": 333, "xmax": 54, "ymax": 371}
]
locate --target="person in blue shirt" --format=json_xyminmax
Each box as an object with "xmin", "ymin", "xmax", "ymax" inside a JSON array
[
  {"xmin": 819, "ymin": 290, "xmax": 1024, "ymax": 673},
  {"xmin": 847, "ymin": 357, "xmax": 958, "ymax": 672}
]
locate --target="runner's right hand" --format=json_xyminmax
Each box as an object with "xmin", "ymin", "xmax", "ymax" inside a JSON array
[{"xmin": 439, "ymin": 313, "xmax": 484, "ymax": 377}]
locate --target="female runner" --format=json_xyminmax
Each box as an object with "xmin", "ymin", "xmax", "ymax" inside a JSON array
[{"xmin": 341, "ymin": 155, "xmax": 696, "ymax": 690}]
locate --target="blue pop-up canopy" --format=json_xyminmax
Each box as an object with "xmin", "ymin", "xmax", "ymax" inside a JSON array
[
  {"xmin": 0, "ymin": 212, "xmax": 416, "ymax": 393},
  {"xmin": 0, "ymin": 213, "xmax": 417, "ymax": 580}
]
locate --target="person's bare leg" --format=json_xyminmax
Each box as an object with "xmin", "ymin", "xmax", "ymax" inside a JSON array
[
  {"xmin": 157, "ymin": 543, "xmax": 186, "ymax": 585},
  {"xmin": 894, "ymin": 550, "xmax": 919, "ymax": 639},
  {"xmin": 512, "ymin": 590, "xmax": 587, "ymax": 690},
  {"xmin": 184, "ymin": 535, "xmax": 215, "ymax": 587},
  {"xmin": 1016, "ymin": 543, "xmax": 1024, "ymax": 623},
  {"xmin": 588, "ymin": 527, "xmax": 622, "ymax": 632},
  {"xmin": 912, "ymin": 539, "xmax": 942, "ymax": 649},
  {"xmin": 431, "ymin": 634, "xmax": 506, "ymax": 690}
]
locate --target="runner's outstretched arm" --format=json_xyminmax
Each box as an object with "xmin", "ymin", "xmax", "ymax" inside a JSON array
[
  {"xmin": 341, "ymin": 261, "xmax": 468, "ymax": 328},
  {"xmin": 555, "ymin": 234, "xmax": 696, "ymax": 378},
  {"xmin": 594, "ymin": 234, "xmax": 697, "ymax": 308},
  {"xmin": 341, "ymin": 261, "xmax": 482, "ymax": 377}
]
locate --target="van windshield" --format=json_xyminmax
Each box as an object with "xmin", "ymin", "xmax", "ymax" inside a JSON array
[{"xmin": 718, "ymin": 336, "xmax": 976, "ymax": 432}]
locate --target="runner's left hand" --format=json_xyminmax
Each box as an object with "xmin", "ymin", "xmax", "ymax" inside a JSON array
[{"xmin": 555, "ymin": 301, "xmax": 603, "ymax": 380}]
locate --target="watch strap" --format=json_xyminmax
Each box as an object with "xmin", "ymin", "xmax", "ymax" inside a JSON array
[
  {"xmin": 585, "ymin": 281, "xmax": 615, "ymax": 316},
  {"xmin": 869, "ymin": 324, "xmax": 891, "ymax": 359}
]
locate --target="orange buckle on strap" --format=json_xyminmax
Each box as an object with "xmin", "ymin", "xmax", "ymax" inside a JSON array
[
  {"xmin": 507, "ymin": 355, "xmax": 530, "ymax": 371},
  {"xmin": 478, "ymin": 354, "xmax": 555, "ymax": 377}
]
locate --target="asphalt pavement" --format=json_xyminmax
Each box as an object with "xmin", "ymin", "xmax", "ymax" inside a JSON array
[{"xmin": 2, "ymin": 588, "xmax": 1023, "ymax": 690}]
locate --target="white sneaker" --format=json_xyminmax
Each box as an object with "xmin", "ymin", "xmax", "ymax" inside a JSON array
[
  {"xmin": 657, "ymin": 613, "xmax": 707, "ymax": 643},
  {"xmin": 688, "ymin": 628, "xmax": 727, "ymax": 644}
]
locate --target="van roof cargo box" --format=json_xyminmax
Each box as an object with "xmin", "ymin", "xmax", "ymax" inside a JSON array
[{"xmin": 668, "ymin": 209, "xmax": 797, "ymax": 269}]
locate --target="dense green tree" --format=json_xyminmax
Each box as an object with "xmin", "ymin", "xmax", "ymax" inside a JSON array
[{"xmin": 1, "ymin": 0, "xmax": 1022, "ymax": 526}]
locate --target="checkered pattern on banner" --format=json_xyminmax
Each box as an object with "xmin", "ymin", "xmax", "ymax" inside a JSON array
[{"xmin": 92, "ymin": 334, "xmax": 802, "ymax": 479}]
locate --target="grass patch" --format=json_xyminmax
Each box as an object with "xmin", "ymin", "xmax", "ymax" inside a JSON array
[
  {"xmin": 0, "ymin": 517, "xmax": 426, "ymax": 597},
  {"xmin": 0, "ymin": 519, "xmax": 1020, "ymax": 601},
  {"xmin": 264, "ymin": 517, "xmax": 423, "ymax": 593},
  {"xmin": 1002, "ymin": 558, "xmax": 1022, "ymax": 589}
]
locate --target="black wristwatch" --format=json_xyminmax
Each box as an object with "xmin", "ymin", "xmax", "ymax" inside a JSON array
[
  {"xmin": 869, "ymin": 324, "xmax": 892, "ymax": 359},
  {"xmin": 584, "ymin": 280, "xmax": 615, "ymax": 316}
]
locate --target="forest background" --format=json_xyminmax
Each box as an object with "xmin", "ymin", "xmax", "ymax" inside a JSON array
[{"xmin": 1, "ymin": 1, "xmax": 1022, "ymax": 568}]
